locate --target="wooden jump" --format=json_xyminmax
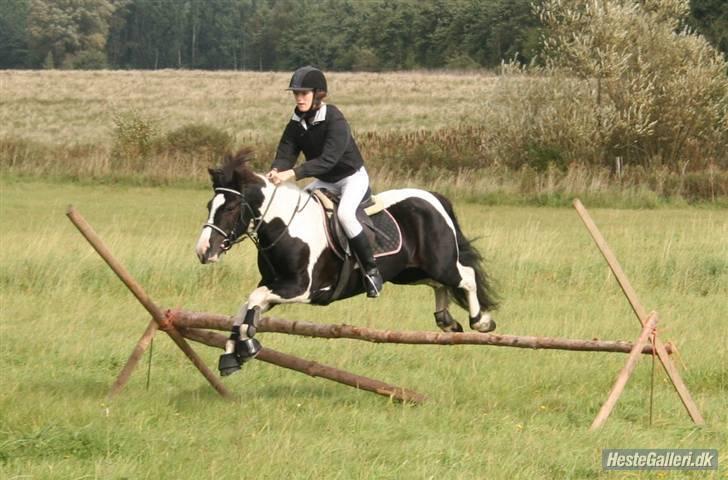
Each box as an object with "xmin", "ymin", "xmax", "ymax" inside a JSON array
[
  {"xmin": 170, "ymin": 310, "xmax": 673, "ymax": 355},
  {"xmin": 66, "ymin": 199, "xmax": 705, "ymax": 430}
]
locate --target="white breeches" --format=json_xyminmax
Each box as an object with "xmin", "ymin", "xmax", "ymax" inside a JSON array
[{"xmin": 305, "ymin": 167, "xmax": 370, "ymax": 238}]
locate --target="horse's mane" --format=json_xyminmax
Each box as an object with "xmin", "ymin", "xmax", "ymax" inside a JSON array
[{"xmin": 210, "ymin": 147, "xmax": 261, "ymax": 188}]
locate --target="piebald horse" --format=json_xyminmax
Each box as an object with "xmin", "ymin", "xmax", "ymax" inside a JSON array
[{"xmin": 195, "ymin": 149, "xmax": 498, "ymax": 374}]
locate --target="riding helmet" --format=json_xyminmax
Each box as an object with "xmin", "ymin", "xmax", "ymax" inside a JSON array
[{"xmin": 287, "ymin": 66, "xmax": 327, "ymax": 92}]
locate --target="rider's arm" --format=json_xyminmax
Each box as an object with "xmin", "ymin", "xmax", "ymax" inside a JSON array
[
  {"xmin": 271, "ymin": 122, "xmax": 300, "ymax": 172},
  {"xmin": 293, "ymin": 112, "xmax": 350, "ymax": 180}
]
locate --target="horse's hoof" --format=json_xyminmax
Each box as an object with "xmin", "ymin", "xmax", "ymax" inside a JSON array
[
  {"xmin": 434, "ymin": 309, "xmax": 463, "ymax": 332},
  {"xmin": 470, "ymin": 312, "xmax": 496, "ymax": 333},
  {"xmin": 236, "ymin": 338, "xmax": 262, "ymax": 364},
  {"xmin": 218, "ymin": 338, "xmax": 262, "ymax": 376},
  {"xmin": 218, "ymin": 353, "xmax": 241, "ymax": 376}
]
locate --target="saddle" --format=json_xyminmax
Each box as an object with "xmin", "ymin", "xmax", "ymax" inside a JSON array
[{"xmin": 312, "ymin": 188, "xmax": 402, "ymax": 260}]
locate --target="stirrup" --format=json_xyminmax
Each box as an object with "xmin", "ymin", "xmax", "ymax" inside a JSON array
[{"xmin": 364, "ymin": 268, "xmax": 383, "ymax": 298}]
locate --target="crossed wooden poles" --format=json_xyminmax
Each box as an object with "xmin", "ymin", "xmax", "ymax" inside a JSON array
[{"xmin": 66, "ymin": 200, "xmax": 704, "ymax": 430}]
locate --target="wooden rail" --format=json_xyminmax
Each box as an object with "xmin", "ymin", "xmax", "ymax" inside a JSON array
[{"xmin": 170, "ymin": 310, "xmax": 673, "ymax": 355}]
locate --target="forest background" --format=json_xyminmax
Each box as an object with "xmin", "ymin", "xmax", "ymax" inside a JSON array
[
  {"xmin": 1, "ymin": 0, "xmax": 727, "ymax": 204},
  {"xmin": 1, "ymin": 0, "xmax": 726, "ymax": 72}
]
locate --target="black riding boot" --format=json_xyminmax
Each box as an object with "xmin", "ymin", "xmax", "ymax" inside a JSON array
[{"xmin": 349, "ymin": 232, "xmax": 384, "ymax": 298}]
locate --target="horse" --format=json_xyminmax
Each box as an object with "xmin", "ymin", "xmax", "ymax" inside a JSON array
[{"xmin": 194, "ymin": 148, "xmax": 498, "ymax": 375}]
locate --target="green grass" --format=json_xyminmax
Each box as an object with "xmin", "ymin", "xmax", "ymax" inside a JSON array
[{"xmin": 0, "ymin": 179, "xmax": 726, "ymax": 479}]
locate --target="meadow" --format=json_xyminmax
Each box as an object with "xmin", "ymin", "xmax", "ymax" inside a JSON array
[
  {"xmin": 1, "ymin": 69, "xmax": 726, "ymax": 478},
  {"xmin": 2, "ymin": 70, "xmax": 725, "ymax": 205},
  {"xmin": 0, "ymin": 179, "xmax": 726, "ymax": 479}
]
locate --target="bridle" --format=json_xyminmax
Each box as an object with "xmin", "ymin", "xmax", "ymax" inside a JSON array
[
  {"xmin": 202, "ymin": 184, "xmax": 313, "ymax": 253},
  {"xmin": 203, "ymin": 186, "xmax": 262, "ymax": 252}
]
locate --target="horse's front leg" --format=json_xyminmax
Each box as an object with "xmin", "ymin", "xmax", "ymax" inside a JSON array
[{"xmin": 218, "ymin": 285, "xmax": 294, "ymax": 376}]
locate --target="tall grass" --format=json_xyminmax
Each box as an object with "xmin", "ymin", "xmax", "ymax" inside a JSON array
[
  {"xmin": 0, "ymin": 180, "xmax": 726, "ymax": 478},
  {"xmin": 1, "ymin": 70, "xmax": 725, "ymax": 205}
]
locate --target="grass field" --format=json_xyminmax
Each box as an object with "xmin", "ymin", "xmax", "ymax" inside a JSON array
[
  {"xmin": 0, "ymin": 70, "xmax": 495, "ymax": 146},
  {"xmin": 1, "ymin": 178, "xmax": 725, "ymax": 479},
  {"xmin": 3, "ymin": 70, "xmax": 725, "ymax": 205}
]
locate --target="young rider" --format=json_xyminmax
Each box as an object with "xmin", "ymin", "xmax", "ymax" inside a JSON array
[{"xmin": 266, "ymin": 66, "xmax": 383, "ymax": 298}]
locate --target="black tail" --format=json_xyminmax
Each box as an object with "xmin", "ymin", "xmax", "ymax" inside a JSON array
[{"xmin": 430, "ymin": 192, "xmax": 499, "ymax": 312}]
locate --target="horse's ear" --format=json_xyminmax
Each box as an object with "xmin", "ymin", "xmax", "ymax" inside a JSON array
[
  {"xmin": 208, "ymin": 167, "xmax": 226, "ymax": 186},
  {"xmin": 207, "ymin": 167, "xmax": 218, "ymax": 183}
]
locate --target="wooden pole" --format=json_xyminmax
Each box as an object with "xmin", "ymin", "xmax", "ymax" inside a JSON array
[
  {"xmin": 590, "ymin": 312, "xmax": 658, "ymax": 431},
  {"xmin": 573, "ymin": 199, "xmax": 704, "ymax": 425},
  {"xmin": 108, "ymin": 319, "xmax": 158, "ymax": 399},
  {"xmin": 66, "ymin": 206, "xmax": 234, "ymax": 400},
  {"xmin": 170, "ymin": 309, "xmax": 672, "ymax": 355},
  {"xmin": 180, "ymin": 328, "xmax": 426, "ymax": 404}
]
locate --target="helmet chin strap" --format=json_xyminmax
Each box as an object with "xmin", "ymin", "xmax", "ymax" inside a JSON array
[{"xmin": 311, "ymin": 89, "xmax": 322, "ymax": 110}]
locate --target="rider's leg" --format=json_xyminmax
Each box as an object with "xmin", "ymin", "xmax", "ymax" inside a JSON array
[
  {"xmin": 303, "ymin": 178, "xmax": 328, "ymax": 193},
  {"xmin": 337, "ymin": 168, "xmax": 383, "ymax": 298}
]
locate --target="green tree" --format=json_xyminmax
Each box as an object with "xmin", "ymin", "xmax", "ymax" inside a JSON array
[
  {"xmin": 27, "ymin": 0, "xmax": 114, "ymax": 67},
  {"xmin": 0, "ymin": 0, "xmax": 30, "ymax": 68},
  {"xmin": 689, "ymin": 0, "xmax": 728, "ymax": 59},
  {"xmin": 195, "ymin": 0, "xmax": 249, "ymax": 68}
]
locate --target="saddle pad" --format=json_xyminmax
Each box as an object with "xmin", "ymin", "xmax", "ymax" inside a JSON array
[
  {"xmin": 370, "ymin": 209, "xmax": 402, "ymax": 258},
  {"xmin": 317, "ymin": 200, "xmax": 402, "ymax": 260}
]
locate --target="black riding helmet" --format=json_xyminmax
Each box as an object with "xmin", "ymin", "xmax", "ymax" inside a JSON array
[{"xmin": 287, "ymin": 66, "xmax": 327, "ymax": 92}]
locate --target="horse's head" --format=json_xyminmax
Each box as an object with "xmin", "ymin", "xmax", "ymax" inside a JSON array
[{"xmin": 195, "ymin": 148, "xmax": 266, "ymax": 264}]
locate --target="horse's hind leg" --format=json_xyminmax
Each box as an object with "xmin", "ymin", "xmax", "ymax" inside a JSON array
[
  {"xmin": 456, "ymin": 263, "xmax": 496, "ymax": 333},
  {"xmin": 432, "ymin": 286, "xmax": 463, "ymax": 332}
]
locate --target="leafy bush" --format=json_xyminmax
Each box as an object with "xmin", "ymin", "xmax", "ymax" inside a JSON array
[
  {"xmin": 164, "ymin": 123, "xmax": 233, "ymax": 158},
  {"xmin": 64, "ymin": 50, "xmax": 108, "ymax": 70},
  {"xmin": 110, "ymin": 111, "xmax": 161, "ymax": 170},
  {"xmin": 486, "ymin": 0, "xmax": 728, "ymax": 173},
  {"xmin": 446, "ymin": 53, "xmax": 481, "ymax": 70},
  {"xmin": 352, "ymin": 47, "xmax": 381, "ymax": 72}
]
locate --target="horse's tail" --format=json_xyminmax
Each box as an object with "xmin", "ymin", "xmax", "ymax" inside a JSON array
[{"xmin": 430, "ymin": 192, "xmax": 499, "ymax": 312}]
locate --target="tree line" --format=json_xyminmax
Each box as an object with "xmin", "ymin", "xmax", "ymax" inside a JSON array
[{"xmin": 0, "ymin": 0, "xmax": 725, "ymax": 71}]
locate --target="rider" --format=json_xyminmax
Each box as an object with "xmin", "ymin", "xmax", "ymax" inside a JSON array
[{"xmin": 266, "ymin": 66, "xmax": 383, "ymax": 298}]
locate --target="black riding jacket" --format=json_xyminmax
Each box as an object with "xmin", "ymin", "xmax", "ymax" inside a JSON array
[{"xmin": 271, "ymin": 104, "xmax": 365, "ymax": 183}]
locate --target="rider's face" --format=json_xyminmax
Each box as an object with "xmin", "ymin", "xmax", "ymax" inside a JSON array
[{"xmin": 293, "ymin": 90, "xmax": 314, "ymax": 112}]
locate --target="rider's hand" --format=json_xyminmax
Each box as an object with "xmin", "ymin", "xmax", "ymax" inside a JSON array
[{"xmin": 268, "ymin": 169, "xmax": 295, "ymax": 185}]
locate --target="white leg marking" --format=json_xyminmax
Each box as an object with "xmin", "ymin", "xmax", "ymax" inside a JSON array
[
  {"xmin": 458, "ymin": 264, "xmax": 496, "ymax": 333},
  {"xmin": 246, "ymin": 284, "xmax": 313, "ymax": 313},
  {"xmin": 456, "ymin": 263, "xmax": 481, "ymax": 319}
]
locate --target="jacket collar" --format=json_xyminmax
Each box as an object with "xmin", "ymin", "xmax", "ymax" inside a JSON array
[{"xmin": 291, "ymin": 103, "xmax": 327, "ymax": 130}]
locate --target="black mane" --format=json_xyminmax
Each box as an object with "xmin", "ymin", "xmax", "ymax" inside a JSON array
[{"xmin": 209, "ymin": 147, "xmax": 262, "ymax": 189}]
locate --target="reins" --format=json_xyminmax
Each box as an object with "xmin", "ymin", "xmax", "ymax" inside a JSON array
[{"xmin": 204, "ymin": 184, "xmax": 314, "ymax": 259}]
